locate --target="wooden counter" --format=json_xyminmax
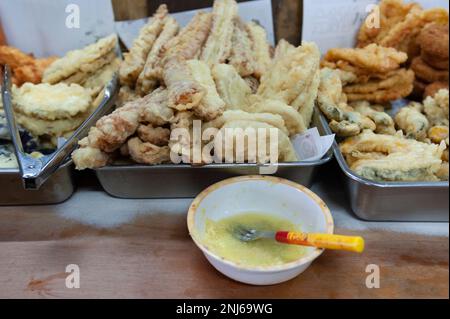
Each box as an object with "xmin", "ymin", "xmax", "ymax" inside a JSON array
[{"xmin": 0, "ymin": 167, "xmax": 448, "ymax": 299}]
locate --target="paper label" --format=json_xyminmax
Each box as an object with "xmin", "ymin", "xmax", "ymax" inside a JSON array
[{"xmin": 291, "ymin": 128, "xmax": 335, "ymax": 161}]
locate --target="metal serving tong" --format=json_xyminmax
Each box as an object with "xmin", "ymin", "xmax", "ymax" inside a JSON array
[{"xmin": 1, "ymin": 65, "xmax": 118, "ymax": 190}]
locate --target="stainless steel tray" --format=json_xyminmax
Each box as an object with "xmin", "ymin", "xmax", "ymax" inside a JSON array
[
  {"xmin": 95, "ymin": 110, "xmax": 333, "ymax": 199},
  {"xmin": 319, "ymin": 115, "xmax": 449, "ymax": 222},
  {"xmin": 0, "ymin": 160, "xmax": 74, "ymax": 206}
]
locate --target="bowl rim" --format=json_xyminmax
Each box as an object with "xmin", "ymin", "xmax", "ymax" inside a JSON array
[{"xmin": 187, "ymin": 175, "xmax": 335, "ymax": 272}]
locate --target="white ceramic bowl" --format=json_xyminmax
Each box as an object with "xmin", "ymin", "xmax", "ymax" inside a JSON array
[{"xmin": 187, "ymin": 175, "xmax": 334, "ymax": 286}]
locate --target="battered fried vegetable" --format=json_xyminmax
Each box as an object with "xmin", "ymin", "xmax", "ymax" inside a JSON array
[
  {"xmin": 340, "ymin": 130, "xmax": 444, "ymax": 182},
  {"xmin": 246, "ymin": 21, "xmax": 272, "ymax": 79},
  {"xmin": 212, "ymin": 64, "xmax": 252, "ymax": 110},
  {"xmin": 395, "ymin": 103, "xmax": 430, "ymax": 141},
  {"xmin": 351, "ymin": 101, "xmax": 396, "ymax": 135}
]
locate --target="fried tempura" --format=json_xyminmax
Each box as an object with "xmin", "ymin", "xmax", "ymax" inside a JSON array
[
  {"xmin": 71, "ymin": 146, "xmax": 110, "ymax": 170},
  {"xmin": 340, "ymin": 130, "xmax": 444, "ymax": 182},
  {"xmin": 246, "ymin": 21, "xmax": 272, "ymax": 79},
  {"xmin": 229, "ymin": 19, "xmax": 256, "ymax": 77},
  {"xmin": 258, "ymin": 42, "xmax": 320, "ymax": 112},
  {"xmin": 423, "ymin": 89, "xmax": 449, "ymax": 126},
  {"xmin": 323, "ymin": 44, "xmax": 408, "ymax": 74},
  {"xmin": 140, "ymin": 88, "xmax": 174, "ymax": 126},
  {"xmin": 203, "ymin": 110, "xmax": 289, "ymax": 136},
  {"xmin": 128, "ymin": 137, "xmax": 170, "ymax": 165},
  {"xmin": 245, "ymin": 98, "xmax": 307, "ymax": 136},
  {"xmin": 137, "ymin": 124, "xmax": 170, "ymax": 146},
  {"xmin": 212, "ymin": 64, "xmax": 252, "ymax": 110},
  {"xmin": 186, "ymin": 59, "xmax": 225, "ymax": 120},
  {"xmin": 162, "ymin": 12, "xmax": 212, "ymax": 111},
  {"xmin": 201, "ymin": 0, "xmax": 237, "ymax": 66},
  {"xmin": 352, "ymin": 101, "xmax": 396, "ymax": 135},
  {"xmin": 215, "ymin": 120, "xmax": 298, "ymax": 163},
  {"xmin": 395, "ymin": 103, "xmax": 430, "ymax": 141},
  {"xmin": 135, "ymin": 16, "xmax": 180, "ymax": 96},
  {"xmin": 43, "ymin": 34, "xmax": 117, "ymax": 84},
  {"xmin": 119, "ymin": 5, "xmax": 168, "ymax": 87}
]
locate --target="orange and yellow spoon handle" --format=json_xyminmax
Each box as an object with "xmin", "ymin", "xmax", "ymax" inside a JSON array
[{"xmin": 275, "ymin": 231, "xmax": 365, "ymax": 253}]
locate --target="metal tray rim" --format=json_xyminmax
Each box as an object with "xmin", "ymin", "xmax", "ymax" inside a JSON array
[
  {"xmin": 0, "ymin": 159, "xmax": 73, "ymax": 174},
  {"xmin": 319, "ymin": 114, "xmax": 449, "ymax": 189},
  {"xmin": 94, "ymin": 153, "xmax": 333, "ymax": 172}
]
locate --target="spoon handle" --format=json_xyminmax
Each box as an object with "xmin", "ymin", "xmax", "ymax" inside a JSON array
[{"xmin": 275, "ymin": 231, "xmax": 365, "ymax": 253}]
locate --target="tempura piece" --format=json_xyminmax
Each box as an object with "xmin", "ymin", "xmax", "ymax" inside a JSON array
[
  {"xmin": 357, "ymin": 0, "xmax": 422, "ymax": 48},
  {"xmin": 340, "ymin": 130, "xmax": 444, "ymax": 182},
  {"xmin": 291, "ymin": 70, "xmax": 320, "ymax": 128},
  {"xmin": 118, "ymin": 85, "xmax": 140, "ymax": 108},
  {"xmin": 128, "ymin": 137, "xmax": 170, "ymax": 165},
  {"xmin": 203, "ymin": 110, "xmax": 289, "ymax": 136},
  {"xmin": 162, "ymin": 12, "xmax": 212, "ymax": 110},
  {"xmin": 43, "ymin": 34, "xmax": 117, "ymax": 84},
  {"xmin": 351, "ymin": 101, "xmax": 396, "ymax": 135},
  {"xmin": 246, "ymin": 21, "xmax": 272, "ymax": 78},
  {"xmin": 212, "ymin": 64, "xmax": 252, "ymax": 110},
  {"xmin": 136, "ymin": 16, "xmax": 180, "ymax": 96},
  {"xmin": 273, "ymin": 39, "xmax": 295, "ymax": 63},
  {"xmin": 163, "ymin": 57, "xmax": 205, "ymax": 111},
  {"xmin": 428, "ymin": 125, "xmax": 449, "ymax": 144},
  {"xmin": 13, "ymin": 83, "xmax": 92, "ymax": 120},
  {"xmin": 200, "ymin": 0, "xmax": 237, "ymax": 66},
  {"xmin": 343, "ymin": 69, "xmax": 414, "ymax": 103},
  {"xmin": 258, "ymin": 42, "xmax": 320, "ymax": 109},
  {"xmin": 215, "ymin": 120, "xmax": 298, "ymax": 163},
  {"xmin": 229, "ymin": 19, "xmax": 256, "ymax": 77},
  {"xmin": 72, "ymin": 146, "xmax": 110, "ymax": 170},
  {"xmin": 119, "ymin": 5, "xmax": 168, "ymax": 87},
  {"xmin": 395, "ymin": 103, "xmax": 430, "ymax": 141},
  {"xmin": 317, "ymin": 68, "xmax": 376, "ymax": 136},
  {"xmin": 137, "ymin": 124, "xmax": 170, "ymax": 146},
  {"xmin": 423, "ymin": 89, "xmax": 449, "ymax": 126},
  {"xmin": 140, "ymin": 88, "xmax": 174, "ymax": 126},
  {"xmin": 186, "ymin": 59, "xmax": 226, "ymax": 120},
  {"xmin": 245, "ymin": 98, "xmax": 307, "ymax": 135},
  {"xmin": 323, "ymin": 44, "xmax": 408, "ymax": 74}
]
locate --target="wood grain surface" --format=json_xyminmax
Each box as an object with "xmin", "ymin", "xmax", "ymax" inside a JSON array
[{"xmin": 0, "ymin": 206, "xmax": 447, "ymax": 299}]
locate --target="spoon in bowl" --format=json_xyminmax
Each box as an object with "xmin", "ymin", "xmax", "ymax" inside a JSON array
[{"xmin": 232, "ymin": 225, "xmax": 365, "ymax": 253}]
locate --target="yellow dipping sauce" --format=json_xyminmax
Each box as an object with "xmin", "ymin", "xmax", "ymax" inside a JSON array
[{"xmin": 201, "ymin": 213, "xmax": 306, "ymax": 267}]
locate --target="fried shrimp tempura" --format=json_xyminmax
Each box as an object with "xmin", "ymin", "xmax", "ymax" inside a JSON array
[
  {"xmin": 161, "ymin": 12, "xmax": 212, "ymax": 111},
  {"xmin": 128, "ymin": 137, "xmax": 170, "ymax": 165},
  {"xmin": 72, "ymin": 146, "xmax": 110, "ymax": 170},
  {"xmin": 246, "ymin": 21, "xmax": 272, "ymax": 79},
  {"xmin": 137, "ymin": 124, "xmax": 170, "ymax": 146},
  {"xmin": 323, "ymin": 44, "xmax": 408, "ymax": 74},
  {"xmin": 212, "ymin": 64, "xmax": 252, "ymax": 110},
  {"xmin": 395, "ymin": 103, "xmax": 430, "ymax": 141},
  {"xmin": 136, "ymin": 16, "xmax": 180, "ymax": 96},
  {"xmin": 340, "ymin": 130, "xmax": 444, "ymax": 182},
  {"xmin": 119, "ymin": 5, "xmax": 168, "ymax": 87},
  {"xmin": 201, "ymin": 0, "xmax": 237, "ymax": 66},
  {"xmin": 229, "ymin": 19, "xmax": 256, "ymax": 77},
  {"xmin": 139, "ymin": 88, "xmax": 174, "ymax": 126},
  {"xmin": 163, "ymin": 57, "xmax": 205, "ymax": 111},
  {"xmin": 186, "ymin": 60, "xmax": 225, "ymax": 120}
]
